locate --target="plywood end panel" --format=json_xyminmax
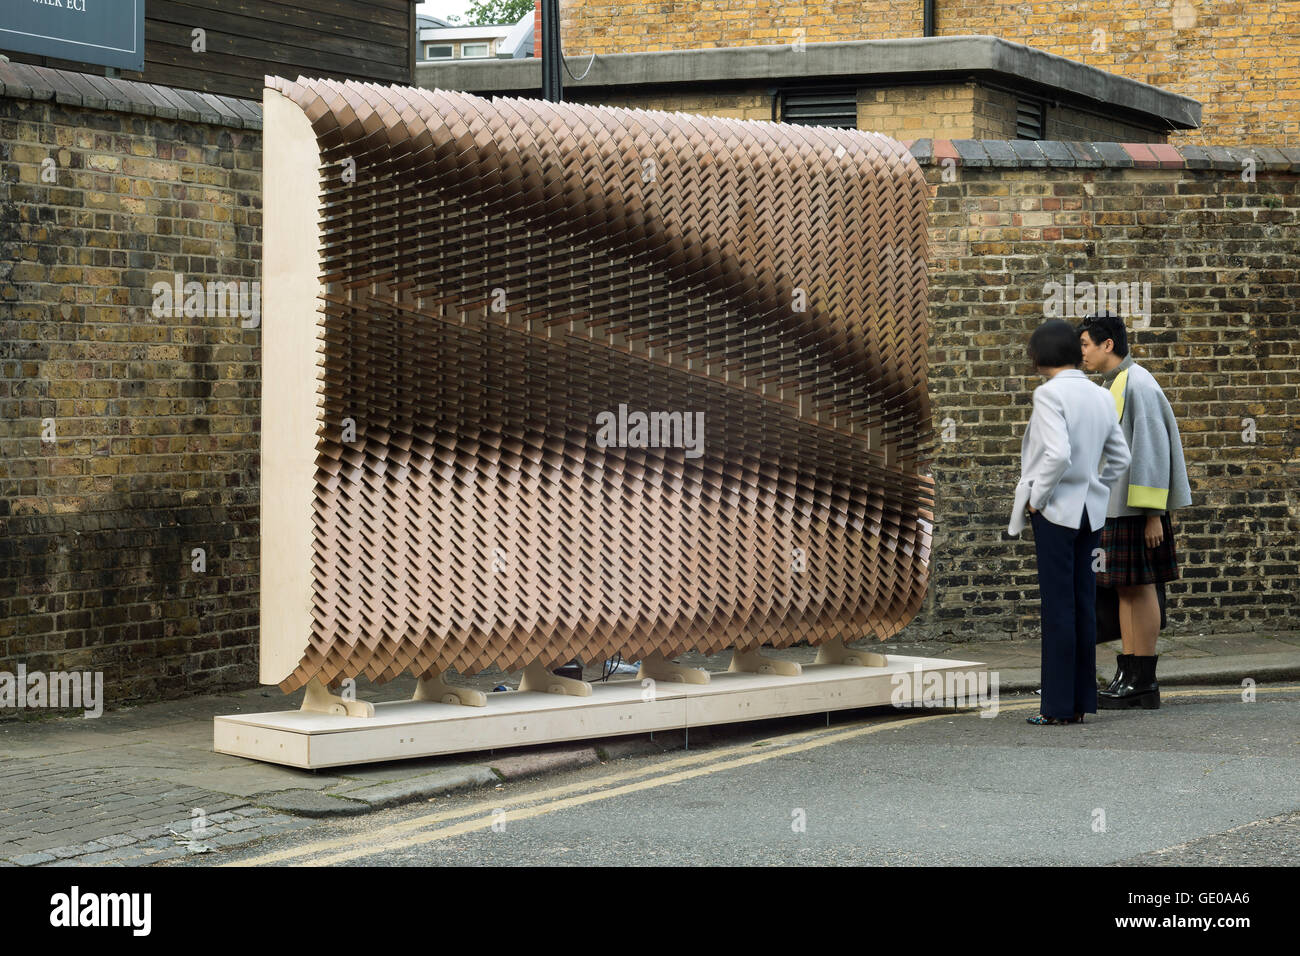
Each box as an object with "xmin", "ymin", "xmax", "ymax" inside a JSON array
[{"xmin": 259, "ymin": 87, "xmax": 322, "ymax": 685}]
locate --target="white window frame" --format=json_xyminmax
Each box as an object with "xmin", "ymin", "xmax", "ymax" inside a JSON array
[{"xmin": 460, "ymin": 42, "xmax": 490, "ymax": 58}]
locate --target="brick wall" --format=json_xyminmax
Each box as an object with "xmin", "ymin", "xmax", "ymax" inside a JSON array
[
  {"xmin": 856, "ymin": 84, "xmax": 1165, "ymax": 142},
  {"xmin": 971, "ymin": 85, "xmax": 1011, "ymax": 140},
  {"xmin": 560, "ymin": 0, "xmax": 1300, "ymax": 145},
  {"xmin": 859, "ymin": 84, "xmax": 978, "ymax": 140},
  {"xmin": 1048, "ymin": 102, "xmax": 1164, "ymax": 145},
  {"xmin": 569, "ymin": 88, "xmax": 773, "ymax": 121},
  {"xmin": 0, "ymin": 93, "xmax": 262, "ymax": 704},
  {"xmin": 910, "ymin": 139, "xmax": 1300, "ymax": 640}
]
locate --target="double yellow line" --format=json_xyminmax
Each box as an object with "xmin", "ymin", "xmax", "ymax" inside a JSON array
[{"xmin": 227, "ymin": 684, "xmax": 1299, "ymax": 867}]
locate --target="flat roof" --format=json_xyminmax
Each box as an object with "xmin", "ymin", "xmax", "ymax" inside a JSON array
[
  {"xmin": 419, "ymin": 25, "xmax": 517, "ymax": 42},
  {"xmin": 415, "ymin": 35, "xmax": 1201, "ymax": 131}
]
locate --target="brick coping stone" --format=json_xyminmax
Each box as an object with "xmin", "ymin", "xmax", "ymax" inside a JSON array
[
  {"xmin": 0, "ymin": 60, "xmax": 260, "ymax": 130},
  {"xmin": 906, "ymin": 137, "xmax": 1300, "ymax": 171}
]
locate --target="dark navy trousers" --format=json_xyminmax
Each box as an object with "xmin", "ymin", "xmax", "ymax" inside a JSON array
[{"xmin": 1031, "ymin": 507, "xmax": 1101, "ymax": 719}]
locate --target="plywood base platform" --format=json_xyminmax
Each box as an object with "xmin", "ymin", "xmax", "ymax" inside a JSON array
[{"xmin": 214, "ymin": 655, "xmax": 986, "ymax": 769}]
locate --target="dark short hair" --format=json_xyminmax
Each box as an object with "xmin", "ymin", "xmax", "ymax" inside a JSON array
[
  {"xmin": 1028, "ymin": 319, "xmax": 1083, "ymax": 369},
  {"xmin": 1077, "ymin": 311, "xmax": 1129, "ymax": 358}
]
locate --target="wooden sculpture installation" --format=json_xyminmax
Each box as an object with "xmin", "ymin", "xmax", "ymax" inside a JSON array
[{"xmin": 260, "ymin": 76, "xmax": 935, "ymax": 720}]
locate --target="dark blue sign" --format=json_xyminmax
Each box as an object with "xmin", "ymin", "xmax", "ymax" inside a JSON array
[{"xmin": 1, "ymin": 0, "xmax": 145, "ymax": 72}]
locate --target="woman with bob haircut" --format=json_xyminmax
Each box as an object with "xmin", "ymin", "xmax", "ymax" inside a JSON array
[{"xmin": 1010, "ymin": 319, "xmax": 1131, "ymax": 725}]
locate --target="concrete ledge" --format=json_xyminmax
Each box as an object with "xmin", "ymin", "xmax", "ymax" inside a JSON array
[
  {"xmin": 252, "ymin": 750, "xmax": 638, "ymax": 817},
  {"xmin": 996, "ymin": 650, "xmax": 1300, "ymax": 694},
  {"xmin": 332, "ymin": 765, "xmax": 499, "ymax": 809},
  {"xmin": 489, "ymin": 746, "xmax": 602, "ymax": 781},
  {"xmin": 255, "ymin": 789, "xmax": 369, "ymax": 817}
]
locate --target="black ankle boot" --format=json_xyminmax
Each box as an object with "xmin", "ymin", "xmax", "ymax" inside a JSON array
[
  {"xmin": 1099, "ymin": 654, "xmax": 1160, "ymax": 709},
  {"xmin": 1103, "ymin": 653, "xmax": 1132, "ymax": 695},
  {"xmin": 1133, "ymin": 654, "xmax": 1161, "ymax": 708}
]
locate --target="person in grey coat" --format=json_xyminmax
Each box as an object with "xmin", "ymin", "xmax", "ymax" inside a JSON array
[{"xmin": 1079, "ymin": 312, "xmax": 1193, "ymax": 709}]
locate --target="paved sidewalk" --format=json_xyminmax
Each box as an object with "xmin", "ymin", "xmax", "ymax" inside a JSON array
[{"xmin": 2, "ymin": 629, "xmax": 1298, "ymax": 866}]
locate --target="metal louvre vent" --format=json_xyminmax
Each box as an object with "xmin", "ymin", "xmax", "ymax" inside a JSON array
[
  {"xmin": 780, "ymin": 89, "xmax": 858, "ymax": 129},
  {"xmin": 1015, "ymin": 94, "xmax": 1046, "ymax": 140}
]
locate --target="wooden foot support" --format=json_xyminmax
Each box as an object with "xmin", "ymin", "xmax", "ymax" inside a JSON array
[
  {"xmin": 638, "ymin": 650, "xmax": 710, "ymax": 684},
  {"xmin": 729, "ymin": 647, "xmax": 802, "ymax": 677},
  {"xmin": 815, "ymin": 636, "xmax": 887, "ymax": 668},
  {"xmin": 518, "ymin": 661, "xmax": 592, "ymax": 696},
  {"xmin": 301, "ymin": 677, "xmax": 375, "ymax": 718},
  {"xmin": 413, "ymin": 671, "xmax": 487, "ymax": 707}
]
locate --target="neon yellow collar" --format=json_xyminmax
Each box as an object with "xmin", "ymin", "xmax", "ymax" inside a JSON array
[{"xmin": 1109, "ymin": 367, "xmax": 1129, "ymax": 421}]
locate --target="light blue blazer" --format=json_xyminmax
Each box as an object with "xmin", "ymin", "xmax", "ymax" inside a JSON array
[{"xmin": 1010, "ymin": 369, "xmax": 1131, "ymax": 533}]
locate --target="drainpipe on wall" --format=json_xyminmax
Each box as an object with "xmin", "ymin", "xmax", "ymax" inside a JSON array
[
  {"xmin": 923, "ymin": 0, "xmax": 935, "ymax": 37},
  {"xmin": 541, "ymin": 0, "xmax": 563, "ymax": 102}
]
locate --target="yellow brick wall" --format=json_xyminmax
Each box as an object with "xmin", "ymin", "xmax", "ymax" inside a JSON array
[
  {"xmin": 562, "ymin": 1, "xmax": 919, "ymax": 51},
  {"xmin": 568, "ymin": 89, "xmax": 774, "ymax": 121},
  {"xmin": 560, "ymin": 1, "xmax": 1300, "ymax": 144},
  {"xmin": 974, "ymin": 86, "xmax": 1017, "ymax": 139},
  {"xmin": 857, "ymin": 85, "xmax": 977, "ymax": 140},
  {"xmin": 1049, "ymin": 104, "xmax": 1167, "ymax": 143}
]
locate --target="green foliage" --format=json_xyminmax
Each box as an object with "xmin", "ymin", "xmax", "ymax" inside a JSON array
[{"xmin": 447, "ymin": 0, "xmax": 535, "ymax": 26}]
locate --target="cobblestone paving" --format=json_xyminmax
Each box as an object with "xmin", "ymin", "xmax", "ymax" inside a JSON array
[{"xmin": 0, "ymin": 758, "xmax": 308, "ymax": 866}]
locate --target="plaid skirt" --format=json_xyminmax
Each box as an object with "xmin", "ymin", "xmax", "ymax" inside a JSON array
[{"xmin": 1096, "ymin": 513, "xmax": 1179, "ymax": 587}]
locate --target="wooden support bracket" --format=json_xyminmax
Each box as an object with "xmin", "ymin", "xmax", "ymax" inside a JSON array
[
  {"xmin": 638, "ymin": 650, "xmax": 710, "ymax": 684},
  {"xmin": 301, "ymin": 677, "xmax": 375, "ymax": 718},
  {"xmin": 729, "ymin": 647, "xmax": 802, "ymax": 676},
  {"xmin": 413, "ymin": 671, "xmax": 487, "ymax": 707},
  {"xmin": 518, "ymin": 661, "xmax": 592, "ymax": 696},
  {"xmin": 815, "ymin": 636, "xmax": 887, "ymax": 668}
]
